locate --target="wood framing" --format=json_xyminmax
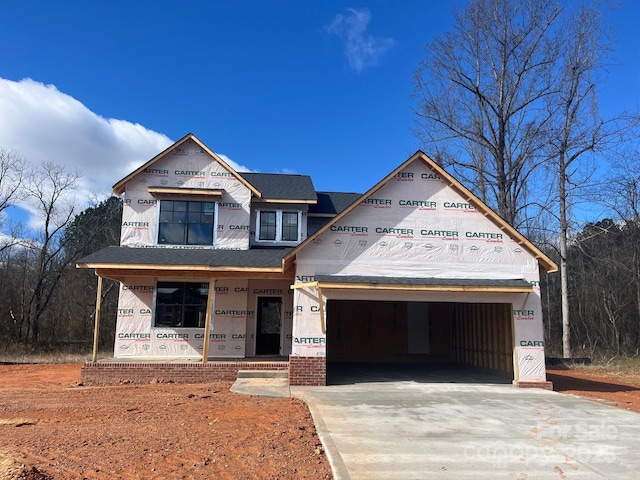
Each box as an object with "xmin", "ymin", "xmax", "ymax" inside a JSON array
[
  {"xmin": 78, "ymin": 263, "xmax": 290, "ymax": 281},
  {"xmin": 290, "ymin": 280, "xmax": 532, "ymax": 294},
  {"xmin": 148, "ymin": 186, "xmax": 225, "ymax": 198},
  {"xmin": 202, "ymin": 279, "xmax": 216, "ymax": 363},
  {"xmin": 449, "ymin": 303, "xmax": 513, "ymax": 375},
  {"xmin": 91, "ymin": 275, "xmax": 103, "ymax": 363}
]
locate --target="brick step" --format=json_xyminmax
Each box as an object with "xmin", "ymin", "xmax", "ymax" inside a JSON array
[{"xmin": 236, "ymin": 370, "xmax": 288, "ymax": 379}]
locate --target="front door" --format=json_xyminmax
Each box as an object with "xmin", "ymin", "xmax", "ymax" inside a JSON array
[{"xmin": 256, "ymin": 297, "xmax": 282, "ymax": 355}]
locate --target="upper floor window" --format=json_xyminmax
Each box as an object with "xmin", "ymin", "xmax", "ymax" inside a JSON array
[
  {"xmin": 158, "ymin": 200, "xmax": 216, "ymax": 245},
  {"xmin": 256, "ymin": 210, "xmax": 301, "ymax": 242}
]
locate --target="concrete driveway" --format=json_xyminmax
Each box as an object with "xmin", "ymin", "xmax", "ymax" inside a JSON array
[{"xmin": 290, "ymin": 364, "xmax": 640, "ymax": 479}]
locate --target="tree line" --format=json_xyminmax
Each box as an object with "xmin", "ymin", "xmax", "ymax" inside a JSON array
[{"xmin": 0, "ymin": 148, "xmax": 121, "ymax": 354}]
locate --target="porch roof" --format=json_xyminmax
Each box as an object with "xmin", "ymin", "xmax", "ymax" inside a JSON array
[
  {"xmin": 311, "ymin": 275, "xmax": 533, "ymax": 293},
  {"xmin": 77, "ymin": 246, "xmax": 294, "ymax": 281}
]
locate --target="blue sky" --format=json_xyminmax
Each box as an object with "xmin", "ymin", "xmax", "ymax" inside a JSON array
[{"xmin": 1, "ymin": 0, "xmax": 639, "ymax": 227}]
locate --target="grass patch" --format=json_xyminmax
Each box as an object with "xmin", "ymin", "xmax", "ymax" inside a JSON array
[
  {"xmin": 0, "ymin": 452, "xmax": 22, "ymax": 478},
  {"xmin": 562, "ymin": 356, "xmax": 640, "ymax": 385},
  {"xmin": 0, "ymin": 346, "xmax": 113, "ymax": 365},
  {"xmin": 0, "ymin": 352, "xmax": 90, "ymax": 364}
]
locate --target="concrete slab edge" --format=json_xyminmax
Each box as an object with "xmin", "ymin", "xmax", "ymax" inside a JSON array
[
  {"xmin": 228, "ymin": 378, "xmax": 291, "ymax": 398},
  {"xmin": 295, "ymin": 394, "xmax": 350, "ymax": 480}
]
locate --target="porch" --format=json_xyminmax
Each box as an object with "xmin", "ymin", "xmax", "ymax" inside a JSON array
[{"xmin": 80, "ymin": 357, "xmax": 289, "ymax": 385}]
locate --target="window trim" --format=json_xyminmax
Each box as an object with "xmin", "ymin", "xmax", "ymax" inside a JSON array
[
  {"xmin": 156, "ymin": 199, "xmax": 218, "ymax": 246},
  {"xmin": 255, "ymin": 209, "xmax": 302, "ymax": 243}
]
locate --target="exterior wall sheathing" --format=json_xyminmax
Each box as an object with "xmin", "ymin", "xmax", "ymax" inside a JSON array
[
  {"xmin": 114, "ymin": 278, "xmax": 293, "ymax": 359},
  {"xmin": 120, "ymin": 140, "xmax": 252, "ymax": 249},
  {"xmin": 102, "ymin": 143, "xmax": 552, "ymax": 387},
  {"xmin": 112, "ymin": 142, "xmax": 295, "ymax": 360},
  {"xmin": 291, "ymin": 158, "xmax": 548, "ymax": 385}
]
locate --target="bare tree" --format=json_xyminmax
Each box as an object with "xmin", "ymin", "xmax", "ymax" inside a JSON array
[
  {"xmin": 412, "ymin": 0, "xmax": 562, "ymax": 227},
  {"xmin": 568, "ymin": 219, "xmax": 640, "ymax": 356},
  {"xmin": 0, "ymin": 149, "xmax": 123, "ymax": 350},
  {"xmin": 608, "ymin": 155, "xmax": 640, "ymax": 352},
  {"xmin": 413, "ymin": 0, "xmax": 640, "ymax": 359},
  {"xmin": 609, "ymin": 153, "xmax": 640, "ymax": 223},
  {"xmin": 0, "ymin": 148, "xmax": 27, "ymax": 344},
  {"xmin": 545, "ymin": 4, "xmax": 639, "ymax": 358},
  {"xmin": 0, "ymin": 147, "xmax": 25, "ymax": 215},
  {"xmin": 0, "ymin": 148, "xmax": 26, "ymax": 252},
  {"xmin": 19, "ymin": 161, "xmax": 80, "ymax": 343}
]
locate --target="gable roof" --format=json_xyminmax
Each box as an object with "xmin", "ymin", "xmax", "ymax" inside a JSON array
[
  {"xmin": 284, "ymin": 151, "xmax": 558, "ymax": 274},
  {"xmin": 242, "ymin": 173, "xmax": 317, "ymax": 203},
  {"xmin": 111, "ymin": 133, "xmax": 261, "ymax": 197}
]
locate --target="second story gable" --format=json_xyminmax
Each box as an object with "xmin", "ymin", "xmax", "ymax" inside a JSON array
[
  {"xmin": 115, "ymin": 134, "xmax": 256, "ymax": 250},
  {"xmin": 113, "ymin": 134, "xmax": 331, "ymax": 250}
]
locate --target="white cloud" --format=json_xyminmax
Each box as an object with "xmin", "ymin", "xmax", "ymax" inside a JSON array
[
  {"xmin": 0, "ymin": 77, "xmax": 250, "ymax": 231},
  {"xmin": 278, "ymin": 167, "xmax": 300, "ymax": 175},
  {"xmin": 216, "ymin": 153, "xmax": 253, "ymax": 173},
  {"xmin": 0, "ymin": 78, "xmax": 173, "ymax": 195},
  {"xmin": 326, "ymin": 8, "xmax": 395, "ymax": 72}
]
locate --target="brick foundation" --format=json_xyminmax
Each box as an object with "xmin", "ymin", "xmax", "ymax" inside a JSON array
[
  {"xmin": 80, "ymin": 361, "xmax": 288, "ymax": 386},
  {"xmin": 513, "ymin": 380, "xmax": 554, "ymax": 390},
  {"xmin": 288, "ymin": 356, "xmax": 326, "ymax": 386}
]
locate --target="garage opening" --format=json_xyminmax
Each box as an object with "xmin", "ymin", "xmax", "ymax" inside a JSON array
[{"xmin": 326, "ymin": 300, "xmax": 513, "ymax": 377}]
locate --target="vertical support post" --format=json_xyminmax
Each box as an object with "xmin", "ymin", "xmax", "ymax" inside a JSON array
[
  {"xmin": 202, "ymin": 279, "xmax": 216, "ymax": 364},
  {"xmin": 91, "ymin": 275, "xmax": 103, "ymax": 363},
  {"xmin": 316, "ymin": 285, "xmax": 326, "ymax": 334},
  {"xmin": 511, "ymin": 303, "xmax": 518, "ymax": 381}
]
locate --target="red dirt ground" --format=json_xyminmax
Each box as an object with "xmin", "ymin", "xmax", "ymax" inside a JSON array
[
  {"xmin": 547, "ymin": 367, "xmax": 640, "ymax": 412},
  {"xmin": 2, "ymin": 364, "xmax": 640, "ymax": 479},
  {"xmin": 0, "ymin": 364, "xmax": 331, "ymax": 480}
]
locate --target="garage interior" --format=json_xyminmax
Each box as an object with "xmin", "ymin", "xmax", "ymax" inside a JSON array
[{"xmin": 326, "ymin": 300, "xmax": 514, "ymax": 377}]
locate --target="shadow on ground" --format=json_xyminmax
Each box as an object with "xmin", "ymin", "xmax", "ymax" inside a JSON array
[
  {"xmin": 548, "ymin": 372, "xmax": 639, "ymax": 393},
  {"xmin": 326, "ymin": 362, "xmax": 513, "ymax": 386}
]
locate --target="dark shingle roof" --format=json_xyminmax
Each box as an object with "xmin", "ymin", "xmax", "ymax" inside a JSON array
[
  {"xmin": 78, "ymin": 246, "xmax": 292, "ymax": 268},
  {"xmin": 309, "ymin": 191, "xmax": 362, "ymax": 215},
  {"xmin": 242, "ymin": 173, "xmax": 317, "ymax": 202}
]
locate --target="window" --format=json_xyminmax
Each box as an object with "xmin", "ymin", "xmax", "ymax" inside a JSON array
[
  {"xmin": 256, "ymin": 210, "xmax": 301, "ymax": 242},
  {"xmin": 155, "ymin": 282, "xmax": 209, "ymax": 328},
  {"xmin": 281, "ymin": 212, "xmax": 299, "ymax": 241},
  {"xmin": 259, "ymin": 211, "xmax": 277, "ymax": 240},
  {"xmin": 158, "ymin": 200, "xmax": 215, "ymax": 245}
]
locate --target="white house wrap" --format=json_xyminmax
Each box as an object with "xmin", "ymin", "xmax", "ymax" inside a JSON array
[{"xmin": 78, "ymin": 134, "xmax": 557, "ymax": 387}]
